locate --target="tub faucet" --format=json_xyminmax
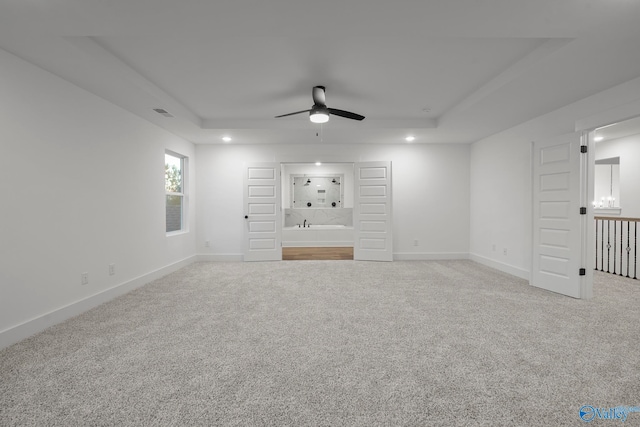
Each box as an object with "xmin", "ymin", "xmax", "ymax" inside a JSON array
[{"xmin": 303, "ymin": 219, "xmax": 307, "ymax": 228}]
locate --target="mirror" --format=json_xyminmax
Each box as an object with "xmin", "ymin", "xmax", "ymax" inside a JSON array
[
  {"xmin": 292, "ymin": 175, "xmax": 343, "ymax": 208},
  {"xmin": 594, "ymin": 157, "xmax": 620, "ymax": 208}
]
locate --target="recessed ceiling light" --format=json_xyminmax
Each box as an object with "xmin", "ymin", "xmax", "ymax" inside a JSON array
[
  {"xmin": 405, "ymin": 136, "xmax": 415, "ymax": 142},
  {"xmin": 315, "ymin": 162, "xmax": 322, "ymax": 166},
  {"xmin": 594, "ymin": 136, "xmax": 604, "ymax": 142},
  {"xmin": 222, "ymin": 136, "xmax": 232, "ymax": 142}
]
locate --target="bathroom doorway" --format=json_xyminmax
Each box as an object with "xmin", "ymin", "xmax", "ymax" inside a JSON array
[
  {"xmin": 281, "ymin": 162, "xmax": 355, "ymax": 260},
  {"xmin": 279, "ymin": 161, "xmax": 393, "ymax": 261},
  {"xmin": 243, "ymin": 161, "xmax": 393, "ymax": 261}
]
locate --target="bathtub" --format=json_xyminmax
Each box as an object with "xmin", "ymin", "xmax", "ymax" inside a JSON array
[{"xmin": 282, "ymin": 225, "xmax": 354, "ymax": 247}]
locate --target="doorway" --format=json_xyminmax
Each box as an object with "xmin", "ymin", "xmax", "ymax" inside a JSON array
[
  {"xmin": 592, "ymin": 116, "xmax": 640, "ymax": 280},
  {"xmin": 243, "ymin": 161, "xmax": 393, "ymax": 262},
  {"xmin": 530, "ymin": 106, "xmax": 640, "ymax": 299},
  {"xmin": 281, "ymin": 162, "xmax": 355, "ymax": 260}
]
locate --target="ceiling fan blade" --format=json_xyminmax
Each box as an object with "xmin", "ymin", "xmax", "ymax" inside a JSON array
[
  {"xmin": 328, "ymin": 108, "xmax": 365, "ymax": 121},
  {"xmin": 312, "ymin": 86, "xmax": 326, "ymax": 106},
  {"xmin": 274, "ymin": 109, "xmax": 311, "ymax": 118}
]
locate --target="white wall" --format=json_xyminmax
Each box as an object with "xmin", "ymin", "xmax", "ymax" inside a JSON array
[
  {"xmin": 0, "ymin": 49, "xmax": 196, "ymax": 348},
  {"xmin": 596, "ymin": 134, "xmax": 640, "ymax": 217},
  {"xmin": 470, "ymin": 75, "xmax": 640, "ymax": 279},
  {"xmin": 469, "ymin": 136, "xmax": 532, "ymax": 278},
  {"xmin": 196, "ymin": 143, "xmax": 470, "ymax": 260}
]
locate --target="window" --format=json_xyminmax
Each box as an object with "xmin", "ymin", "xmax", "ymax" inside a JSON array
[{"xmin": 165, "ymin": 151, "xmax": 186, "ymax": 233}]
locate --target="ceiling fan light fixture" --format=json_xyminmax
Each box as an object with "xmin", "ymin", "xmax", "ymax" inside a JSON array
[
  {"xmin": 275, "ymin": 86, "xmax": 364, "ymax": 122},
  {"xmin": 310, "ymin": 111, "xmax": 329, "ymax": 124}
]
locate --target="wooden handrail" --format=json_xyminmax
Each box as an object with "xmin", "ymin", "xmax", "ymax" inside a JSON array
[{"xmin": 594, "ymin": 216, "xmax": 640, "ymax": 222}]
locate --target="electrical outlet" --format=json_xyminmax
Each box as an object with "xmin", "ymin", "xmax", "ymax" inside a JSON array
[
  {"xmin": 109, "ymin": 264, "xmax": 115, "ymax": 276},
  {"xmin": 204, "ymin": 240, "xmax": 210, "ymax": 248},
  {"xmin": 503, "ymin": 248, "xmax": 508, "ymax": 256},
  {"xmin": 413, "ymin": 239, "xmax": 419, "ymax": 246},
  {"xmin": 81, "ymin": 272, "xmax": 89, "ymax": 285},
  {"xmin": 492, "ymin": 244, "xmax": 496, "ymax": 251}
]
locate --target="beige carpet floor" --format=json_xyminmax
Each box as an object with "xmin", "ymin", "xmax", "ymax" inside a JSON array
[{"xmin": 1, "ymin": 260, "xmax": 639, "ymax": 426}]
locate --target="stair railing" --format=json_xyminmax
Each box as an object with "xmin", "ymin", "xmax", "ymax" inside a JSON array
[{"xmin": 594, "ymin": 216, "xmax": 639, "ymax": 279}]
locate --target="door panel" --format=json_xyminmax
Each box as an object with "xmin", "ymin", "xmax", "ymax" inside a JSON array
[
  {"xmin": 243, "ymin": 163, "xmax": 281, "ymax": 262},
  {"xmin": 531, "ymin": 133, "xmax": 584, "ymax": 297},
  {"xmin": 354, "ymin": 161, "xmax": 393, "ymax": 261}
]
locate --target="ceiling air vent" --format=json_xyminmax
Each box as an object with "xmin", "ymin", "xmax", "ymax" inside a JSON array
[{"xmin": 153, "ymin": 108, "xmax": 174, "ymax": 118}]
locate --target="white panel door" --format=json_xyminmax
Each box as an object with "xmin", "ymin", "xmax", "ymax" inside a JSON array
[
  {"xmin": 532, "ymin": 133, "xmax": 586, "ymax": 298},
  {"xmin": 354, "ymin": 161, "xmax": 393, "ymax": 261},
  {"xmin": 243, "ymin": 163, "xmax": 282, "ymax": 262}
]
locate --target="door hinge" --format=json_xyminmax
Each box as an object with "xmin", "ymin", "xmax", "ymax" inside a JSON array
[
  {"xmin": 580, "ymin": 145, "xmax": 588, "ymax": 153},
  {"xmin": 580, "ymin": 207, "xmax": 587, "ymax": 215},
  {"xmin": 579, "ymin": 268, "xmax": 586, "ymax": 276}
]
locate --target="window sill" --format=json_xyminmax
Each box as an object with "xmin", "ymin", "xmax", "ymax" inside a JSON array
[{"xmin": 166, "ymin": 229, "xmax": 189, "ymax": 237}]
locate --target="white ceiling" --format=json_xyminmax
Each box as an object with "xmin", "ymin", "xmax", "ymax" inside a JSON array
[{"xmin": 2, "ymin": 0, "xmax": 640, "ymax": 145}]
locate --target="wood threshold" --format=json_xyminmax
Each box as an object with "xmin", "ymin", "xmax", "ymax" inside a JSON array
[{"xmin": 282, "ymin": 247, "xmax": 354, "ymax": 260}]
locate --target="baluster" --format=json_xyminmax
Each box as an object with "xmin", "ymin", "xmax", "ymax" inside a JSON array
[
  {"xmin": 632, "ymin": 221, "xmax": 637, "ymax": 279},
  {"xmin": 607, "ymin": 220, "xmax": 611, "ymax": 273},
  {"xmin": 595, "ymin": 219, "xmax": 600, "ymax": 271},
  {"xmin": 620, "ymin": 220, "xmax": 624, "ymax": 276},
  {"xmin": 626, "ymin": 221, "xmax": 631, "ymax": 278},
  {"xmin": 601, "ymin": 219, "xmax": 605, "ymax": 272},
  {"xmin": 613, "ymin": 221, "xmax": 617, "ymax": 275}
]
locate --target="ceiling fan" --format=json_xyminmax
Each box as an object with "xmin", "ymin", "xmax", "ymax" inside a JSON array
[{"xmin": 275, "ymin": 86, "xmax": 365, "ymax": 123}]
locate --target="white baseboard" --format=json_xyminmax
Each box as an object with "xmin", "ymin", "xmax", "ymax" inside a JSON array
[
  {"xmin": 393, "ymin": 252, "xmax": 469, "ymax": 261},
  {"xmin": 199, "ymin": 253, "xmax": 470, "ymax": 261},
  {"xmin": 0, "ymin": 255, "xmax": 197, "ymax": 350},
  {"xmin": 469, "ymin": 253, "xmax": 530, "ymax": 280},
  {"xmin": 196, "ymin": 253, "xmax": 243, "ymax": 262}
]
